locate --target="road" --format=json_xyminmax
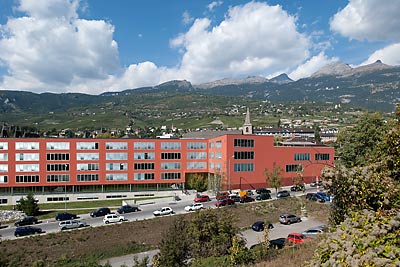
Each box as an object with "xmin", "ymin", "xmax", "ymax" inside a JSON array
[{"xmin": 0, "ymin": 186, "xmax": 323, "ymax": 241}]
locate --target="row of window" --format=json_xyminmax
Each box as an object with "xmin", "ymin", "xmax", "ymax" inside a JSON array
[
  {"xmin": 294, "ymin": 153, "xmax": 330, "ymax": 161},
  {"xmin": 4, "ymin": 173, "xmax": 183, "ymax": 183},
  {"xmin": 0, "ymin": 141, "xmax": 210, "ymax": 151}
]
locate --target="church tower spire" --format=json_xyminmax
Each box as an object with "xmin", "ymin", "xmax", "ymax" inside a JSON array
[{"xmin": 243, "ymin": 107, "xmax": 253, "ymax": 135}]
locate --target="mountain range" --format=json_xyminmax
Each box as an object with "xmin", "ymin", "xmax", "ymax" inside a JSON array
[{"xmin": 0, "ymin": 60, "xmax": 399, "ymax": 129}]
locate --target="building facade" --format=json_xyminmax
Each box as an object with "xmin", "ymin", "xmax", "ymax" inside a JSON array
[{"xmin": 0, "ymin": 134, "xmax": 334, "ymax": 204}]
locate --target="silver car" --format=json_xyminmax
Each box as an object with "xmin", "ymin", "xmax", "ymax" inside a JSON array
[
  {"xmin": 59, "ymin": 219, "xmax": 87, "ymax": 230},
  {"xmin": 302, "ymin": 225, "xmax": 327, "ymax": 238}
]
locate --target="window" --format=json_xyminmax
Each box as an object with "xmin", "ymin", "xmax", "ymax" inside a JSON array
[
  {"xmin": 47, "ymin": 197, "xmax": 69, "ymax": 202},
  {"xmin": 187, "ymin": 152, "xmax": 206, "ymax": 160},
  {"xmin": 46, "ymin": 164, "xmax": 69, "ymax": 172},
  {"xmin": 161, "ymin": 162, "xmax": 181, "ymax": 170},
  {"xmin": 134, "ymin": 163, "xmax": 155, "ymax": 170},
  {"xmin": 286, "ymin": 164, "xmax": 303, "ymax": 172},
  {"xmin": 76, "ymin": 153, "xmax": 98, "ymax": 160},
  {"xmin": 46, "ymin": 174, "xmax": 70, "ymax": 182},
  {"xmin": 134, "ymin": 152, "xmax": 155, "ymax": 160},
  {"xmin": 106, "ymin": 163, "xmax": 128, "ymax": 170},
  {"xmin": 234, "ymin": 163, "xmax": 254, "ymax": 172},
  {"xmin": 16, "ymin": 153, "xmax": 39, "ymax": 161},
  {"xmin": 0, "ymin": 153, "xmax": 7, "ymax": 161},
  {"xmin": 16, "ymin": 175, "xmax": 39, "ymax": 183},
  {"xmin": 315, "ymin": 153, "xmax": 330, "ymax": 161},
  {"xmin": 134, "ymin": 173, "xmax": 155, "ymax": 180},
  {"xmin": 234, "ymin": 151, "xmax": 254, "ymax": 160},
  {"xmin": 77, "ymin": 163, "xmax": 99, "ymax": 171},
  {"xmin": 106, "ymin": 174, "xmax": 128, "ymax": 181},
  {"xmin": 161, "ymin": 173, "xmax": 181, "ymax": 180},
  {"xmin": 216, "ymin": 152, "xmax": 222, "ymax": 159},
  {"xmin": 0, "ymin": 175, "xmax": 7, "ymax": 183},
  {"xmin": 234, "ymin": 139, "xmax": 254, "ymax": 147},
  {"xmin": 17, "ymin": 164, "xmax": 39, "ymax": 172},
  {"xmin": 106, "ymin": 142, "xmax": 127, "ymax": 150},
  {"xmin": 46, "ymin": 142, "xmax": 70, "ymax": 150},
  {"xmin": 0, "ymin": 164, "xmax": 8, "ymax": 172},
  {"xmin": 216, "ymin": 141, "xmax": 222, "ymax": 148},
  {"xmin": 134, "ymin": 142, "xmax": 155, "ymax": 150},
  {"xmin": 0, "ymin": 142, "xmax": 8, "ymax": 150},
  {"xmin": 106, "ymin": 153, "xmax": 127, "ymax": 160},
  {"xmin": 187, "ymin": 162, "xmax": 206, "ymax": 169},
  {"xmin": 294, "ymin": 153, "xmax": 310, "ymax": 161},
  {"xmin": 161, "ymin": 142, "xmax": 181, "ymax": 150},
  {"xmin": 16, "ymin": 142, "xmax": 39, "ymax": 150},
  {"xmin": 209, "ymin": 142, "xmax": 215, "ymax": 149},
  {"xmin": 187, "ymin": 142, "xmax": 206, "ymax": 150},
  {"xmin": 76, "ymin": 142, "xmax": 98, "ymax": 150},
  {"xmin": 209, "ymin": 152, "xmax": 214, "ymax": 159},
  {"xmin": 46, "ymin": 153, "xmax": 70, "ymax": 161},
  {"xmin": 161, "ymin": 152, "xmax": 181, "ymax": 160},
  {"xmin": 77, "ymin": 174, "xmax": 99, "ymax": 182}
]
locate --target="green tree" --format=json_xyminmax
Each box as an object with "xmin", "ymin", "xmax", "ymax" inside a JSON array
[
  {"xmin": 229, "ymin": 236, "xmax": 254, "ymax": 266},
  {"xmin": 186, "ymin": 173, "xmax": 208, "ymax": 192},
  {"xmin": 264, "ymin": 164, "xmax": 283, "ymax": 194},
  {"xmin": 153, "ymin": 219, "xmax": 190, "ymax": 267},
  {"xmin": 16, "ymin": 192, "xmax": 39, "ymax": 216},
  {"xmin": 335, "ymin": 112, "xmax": 388, "ymax": 167}
]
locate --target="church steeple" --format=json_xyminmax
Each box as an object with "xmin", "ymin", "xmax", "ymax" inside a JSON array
[{"xmin": 243, "ymin": 107, "xmax": 253, "ymax": 135}]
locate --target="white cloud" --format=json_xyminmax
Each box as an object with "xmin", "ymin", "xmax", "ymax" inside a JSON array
[
  {"xmin": 289, "ymin": 52, "xmax": 338, "ymax": 80},
  {"xmin": 207, "ymin": 1, "xmax": 223, "ymax": 12},
  {"xmin": 182, "ymin": 10, "xmax": 193, "ymax": 25},
  {"xmin": 361, "ymin": 43, "xmax": 400, "ymax": 66},
  {"xmin": 173, "ymin": 2, "xmax": 310, "ymax": 83},
  {"xmin": 330, "ymin": 0, "xmax": 400, "ymax": 41},
  {"xmin": 0, "ymin": 1, "xmax": 316, "ymax": 94},
  {"xmin": 0, "ymin": 0, "xmax": 119, "ymax": 93}
]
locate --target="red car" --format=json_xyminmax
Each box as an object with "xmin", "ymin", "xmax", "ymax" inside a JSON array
[
  {"xmin": 216, "ymin": 191, "xmax": 229, "ymax": 200},
  {"xmin": 194, "ymin": 195, "xmax": 211, "ymax": 202},
  {"xmin": 215, "ymin": 198, "xmax": 235, "ymax": 207},
  {"xmin": 287, "ymin": 233, "xmax": 310, "ymax": 244},
  {"xmin": 239, "ymin": 196, "xmax": 255, "ymax": 203}
]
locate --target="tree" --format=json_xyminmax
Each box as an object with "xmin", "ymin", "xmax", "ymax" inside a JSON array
[
  {"xmin": 264, "ymin": 164, "xmax": 283, "ymax": 194},
  {"xmin": 186, "ymin": 173, "xmax": 208, "ymax": 192},
  {"xmin": 153, "ymin": 219, "xmax": 190, "ymax": 267},
  {"xmin": 335, "ymin": 112, "xmax": 388, "ymax": 167},
  {"xmin": 16, "ymin": 192, "xmax": 39, "ymax": 216}
]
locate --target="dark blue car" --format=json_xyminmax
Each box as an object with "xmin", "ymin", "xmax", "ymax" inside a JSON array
[
  {"xmin": 251, "ymin": 221, "xmax": 274, "ymax": 232},
  {"xmin": 56, "ymin": 212, "xmax": 78, "ymax": 221},
  {"xmin": 316, "ymin": 192, "xmax": 330, "ymax": 202},
  {"xmin": 14, "ymin": 226, "xmax": 43, "ymax": 237}
]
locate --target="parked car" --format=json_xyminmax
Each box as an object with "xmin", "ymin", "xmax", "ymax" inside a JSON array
[
  {"xmin": 194, "ymin": 195, "xmax": 211, "ymax": 202},
  {"xmin": 302, "ymin": 225, "xmax": 327, "ymax": 238},
  {"xmin": 287, "ymin": 232, "xmax": 310, "ymax": 244},
  {"xmin": 14, "ymin": 216, "xmax": 38, "ymax": 227},
  {"xmin": 90, "ymin": 207, "xmax": 111, "ymax": 217},
  {"xmin": 55, "ymin": 212, "xmax": 77, "ymax": 221},
  {"xmin": 239, "ymin": 195, "xmax": 255, "ymax": 203},
  {"xmin": 276, "ymin": 190, "xmax": 291, "ymax": 198},
  {"xmin": 184, "ymin": 203, "xmax": 204, "ymax": 212},
  {"xmin": 255, "ymin": 193, "xmax": 271, "ymax": 201},
  {"xmin": 290, "ymin": 184, "xmax": 305, "ymax": 192},
  {"xmin": 153, "ymin": 207, "xmax": 174, "ymax": 216},
  {"xmin": 256, "ymin": 188, "xmax": 271, "ymax": 194},
  {"xmin": 103, "ymin": 213, "xmax": 126, "ymax": 224},
  {"xmin": 246, "ymin": 189, "xmax": 254, "ymax": 196},
  {"xmin": 251, "ymin": 221, "xmax": 274, "ymax": 232},
  {"xmin": 228, "ymin": 194, "xmax": 241, "ymax": 202},
  {"xmin": 215, "ymin": 198, "xmax": 235, "ymax": 207},
  {"xmin": 269, "ymin": 238, "xmax": 287, "ymax": 249},
  {"xmin": 216, "ymin": 191, "xmax": 229, "ymax": 200},
  {"xmin": 310, "ymin": 180, "xmax": 323, "ymax": 187},
  {"xmin": 117, "ymin": 205, "xmax": 140, "ymax": 214},
  {"xmin": 59, "ymin": 220, "xmax": 87, "ymax": 230},
  {"xmin": 316, "ymin": 192, "xmax": 331, "ymax": 202},
  {"xmin": 14, "ymin": 226, "xmax": 44, "ymax": 237},
  {"xmin": 279, "ymin": 213, "xmax": 302, "ymax": 225},
  {"xmin": 306, "ymin": 193, "xmax": 326, "ymax": 203}
]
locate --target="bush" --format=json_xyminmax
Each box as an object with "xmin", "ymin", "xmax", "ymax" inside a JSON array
[{"xmin": 16, "ymin": 192, "xmax": 39, "ymax": 216}]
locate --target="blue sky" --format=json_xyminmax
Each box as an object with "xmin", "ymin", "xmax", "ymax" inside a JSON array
[{"xmin": 0, "ymin": 0, "xmax": 399, "ymax": 94}]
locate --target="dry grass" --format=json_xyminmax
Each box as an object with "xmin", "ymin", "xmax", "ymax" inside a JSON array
[{"xmin": 0, "ymin": 196, "xmax": 329, "ymax": 266}]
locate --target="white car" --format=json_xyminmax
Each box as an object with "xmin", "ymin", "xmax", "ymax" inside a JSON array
[
  {"xmin": 153, "ymin": 207, "xmax": 174, "ymax": 216},
  {"xmin": 103, "ymin": 213, "xmax": 126, "ymax": 224},
  {"xmin": 59, "ymin": 220, "xmax": 87, "ymax": 230},
  {"xmin": 302, "ymin": 225, "xmax": 327, "ymax": 238},
  {"xmin": 184, "ymin": 203, "xmax": 204, "ymax": 212}
]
